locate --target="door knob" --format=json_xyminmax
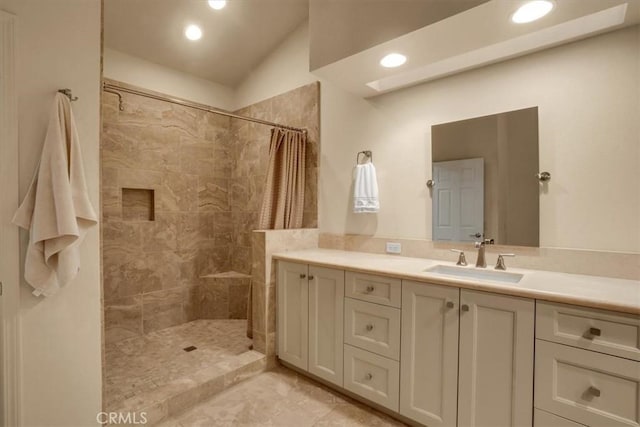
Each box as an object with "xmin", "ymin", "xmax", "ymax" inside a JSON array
[
  {"xmin": 461, "ymin": 304, "xmax": 470, "ymax": 312},
  {"xmin": 588, "ymin": 327, "xmax": 601, "ymax": 337},
  {"xmin": 365, "ymin": 285, "xmax": 375, "ymax": 293},
  {"xmin": 446, "ymin": 301, "xmax": 455, "ymax": 309},
  {"xmin": 366, "ymin": 324, "xmax": 374, "ymax": 331},
  {"xmin": 299, "ymin": 274, "xmax": 306, "ymax": 279},
  {"xmin": 365, "ymin": 373, "xmax": 373, "ymax": 381},
  {"xmin": 308, "ymin": 275, "xmax": 314, "ymax": 280}
]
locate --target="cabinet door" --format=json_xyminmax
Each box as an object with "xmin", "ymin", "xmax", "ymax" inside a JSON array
[
  {"xmin": 400, "ymin": 281, "xmax": 460, "ymax": 427},
  {"xmin": 458, "ymin": 289, "xmax": 535, "ymax": 427},
  {"xmin": 277, "ymin": 261, "xmax": 309, "ymax": 370},
  {"xmin": 308, "ymin": 265, "xmax": 344, "ymax": 386}
]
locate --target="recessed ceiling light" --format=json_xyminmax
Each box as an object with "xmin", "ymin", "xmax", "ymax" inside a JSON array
[
  {"xmin": 380, "ymin": 53, "xmax": 407, "ymax": 68},
  {"xmin": 512, "ymin": 1, "xmax": 554, "ymax": 24},
  {"xmin": 185, "ymin": 24, "xmax": 202, "ymax": 41},
  {"xmin": 208, "ymin": 0, "xmax": 226, "ymax": 10}
]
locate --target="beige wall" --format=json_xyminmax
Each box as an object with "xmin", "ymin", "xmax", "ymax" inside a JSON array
[
  {"xmin": 103, "ymin": 48, "xmax": 235, "ymax": 111},
  {"xmin": 236, "ymin": 22, "xmax": 640, "ymax": 253},
  {"xmin": 0, "ymin": 0, "xmax": 102, "ymax": 425},
  {"xmin": 308, "ymin": 0, "xmax": 489, "ymax": 70}
]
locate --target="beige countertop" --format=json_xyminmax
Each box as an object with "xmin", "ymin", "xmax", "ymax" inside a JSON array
[{"xmin": 273, "ymin": 249, "xmax": 640, "ymax": 315}]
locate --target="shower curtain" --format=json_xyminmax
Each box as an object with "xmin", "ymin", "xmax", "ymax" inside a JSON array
[
  {"xmin": 258, "ymin": 128, "xmax": 306, "ymax": 229},
  {"xmin": 248, "ymin": 128, "xmax": 306, "ymax": 338}
]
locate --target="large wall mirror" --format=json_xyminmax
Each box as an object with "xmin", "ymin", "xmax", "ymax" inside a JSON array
[{"xmin": 431, "ymin": 107, "xmax": 539, "ymax": 247}]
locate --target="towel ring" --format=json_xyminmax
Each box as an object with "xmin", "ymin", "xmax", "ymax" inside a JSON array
[{"xmin": 356, "ymin": 150, "xmax": 373, "ymax": 165}]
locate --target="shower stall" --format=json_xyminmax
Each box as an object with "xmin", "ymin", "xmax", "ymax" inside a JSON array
[{"xmin": 100, "ymin": 79, "xmax": 319, "ymax": 420}]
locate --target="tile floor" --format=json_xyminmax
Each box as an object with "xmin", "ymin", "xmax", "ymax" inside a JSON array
[
  {"xmin": 104, "ymin": 319, "xmax": 253, "ymax": 411},
  {"xmin": 156, "ymin": 367, "xmax": 407, "ymax": 427}
]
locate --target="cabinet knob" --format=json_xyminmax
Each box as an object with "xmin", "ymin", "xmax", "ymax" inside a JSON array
[
  {"xmin": 365, "ymin": 373, "xmax": 373, "ymax": 381},
  {"xmin": 365, "ymin": 285, "xmax": 375, "ymax": 293},
  {"xmin": 588, "ymin": 327, "xmax": 601, "ymax": 337},
  {"xmin": 461, "ymin": 304, "xmax": 470, "ymax": 312},
  {"xmin": 308, "ymin": 275, "xmax": 315, "ymax": 280},
  {"xmin": 299, "ymin": 274, "xmax": 306, "ymax": 279},
  {"xmin": 366, "ymin": 324, "xmax": 374, "ymax": 332},
  {"xmin": 446, "ymin": 301, "xmax": 454, "ymax": 309},
  {"xmin": 587, "ymin": 386, "xmax": 601, "ymax": 397}
]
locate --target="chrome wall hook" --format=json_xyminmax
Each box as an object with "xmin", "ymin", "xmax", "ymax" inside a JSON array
[
  {"xmin": 536, "ymin": 171, "xmax": 551, "ymax": 182},
  {"xmin": 58, "ymin": 88, "xmax": 78, "ymax": 102}
]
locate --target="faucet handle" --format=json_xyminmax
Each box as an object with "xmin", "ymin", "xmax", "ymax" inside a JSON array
[
  {"xmin": 450, "ymin": 249, "xmax": 467, "ymax": 266},
  {"xmin": 495, "ymin": 253, "xmax": 515, "ymax": 271}
]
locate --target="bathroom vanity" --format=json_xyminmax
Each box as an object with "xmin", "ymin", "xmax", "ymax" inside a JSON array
[{"xmin": 274, "ymin": 249, "xmax": 640, "ymax": 427}]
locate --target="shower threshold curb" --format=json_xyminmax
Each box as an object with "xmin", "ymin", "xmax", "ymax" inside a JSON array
[{"xmin": 106, "ymin": 350, "xmax": 267, "ymax": 426}]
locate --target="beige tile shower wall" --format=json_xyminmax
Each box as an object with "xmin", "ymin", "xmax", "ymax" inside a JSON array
[
  {"xmin": 101, "ymin": 80, "xmax": 234, "ymax": 343},
  {"xmin": 230, "ymin": 82, "xmax": 320, "ymax": 275}
]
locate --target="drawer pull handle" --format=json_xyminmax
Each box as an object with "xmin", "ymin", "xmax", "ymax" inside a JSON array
[
  {"xmin": 366, "ymin": 324, "xmax": 374, "ymax": 332},
  {"xmin": 589, "ymin": 327, "xmax": 601, "ymax": 337},
  {"xmin": 299, "ymin": 274, "xmax": 306, "ymax": 279},
  {"xmin": 365, "ymin": 285, "xmax": 375, "ymax": 293},
  {"xmin": 446, "ymin": 301, "xmax": 454, "ymax": 309},
  {"xmin": 587, "ymin": 386, "xmax": 601, "ymax": 397},
  {"xmin": 365, "ymin": 373, "xmax": 373, "ymax": 381},
  {"xmin": 461, "ymin": 304, "xmax": 470, "ymax": 312},
  {"xmin": 308, "ymin": 275, "xmax": 315, "ymax": 280}
]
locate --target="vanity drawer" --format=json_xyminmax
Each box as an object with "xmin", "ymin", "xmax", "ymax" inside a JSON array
[
  {"xmin": 535, "ymin": 340, "xmax": 640, "ymax": 427},
  {"xmin": 344, "ymin": 344, "xmax": 400, "ymax": 412},
  {"xmin": 534, "ymin": 409, "xmax": 586, "ymax": 427},
  {"xmin": 344, "ymin": 298, "xmax": 400, "ymax": 360},
  {"xmin": 536, "ymin": 302, "xmax": 640, "ymax": 361},
  {"xmin": 345, "ymin": 271, "xmax": 401, "ymax": 308}
]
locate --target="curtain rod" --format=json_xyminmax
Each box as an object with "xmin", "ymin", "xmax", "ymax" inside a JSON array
[{"xmin": 102, "ymin": 82, "xmax": 307, "ymax": 134}]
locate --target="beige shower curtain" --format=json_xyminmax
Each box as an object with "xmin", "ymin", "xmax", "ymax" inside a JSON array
[
  {"xmin": 258, "ymin": 128, "xmax": 307, "ymax": 229},
  {"xmin": 247, "ymin": 128, "xmax": 306, "ymax": 338}
]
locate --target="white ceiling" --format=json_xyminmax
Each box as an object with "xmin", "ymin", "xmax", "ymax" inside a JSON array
[
  {"xmin": 313, "ymin": 0, "xmax": 640, "ymax": 97},
  {"xmin": 104, "ymin": 0, "xmax": 309, "ymax": 87}
]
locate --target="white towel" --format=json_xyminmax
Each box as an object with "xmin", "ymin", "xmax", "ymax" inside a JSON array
[
  {"xmin": 353, "ymin": 163, "xmax": 380, "ymax": 213},
  {"xmin": 12, "ymin": 93, "xmax": 98, "ymax": 297}
]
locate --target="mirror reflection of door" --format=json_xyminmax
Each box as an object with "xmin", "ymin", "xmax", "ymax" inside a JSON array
[
  {"xmin": 433, "ymin": 158, "xmax": 484, "ymax": 242},
  {"xmin": 431, "ymin": 107, "xmax": 539, "ymax": 247}
]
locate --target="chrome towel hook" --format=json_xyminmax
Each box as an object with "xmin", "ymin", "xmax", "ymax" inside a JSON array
[
  {"xmin": 536, "ymin": 171, "xmax": 551, "ymax": 182},
  {"xmin": 58, "ymin": 88, "xmax": 78, "ymax": 102}
]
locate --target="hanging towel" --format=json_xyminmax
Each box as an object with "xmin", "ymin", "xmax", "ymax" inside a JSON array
[
  {"xmin": 12, "ymin": 93, "xmax": 98, "ymax": 297},
  {"xmin": 353, "ymin": 162, "xmax": 380, "ymax": 213}
]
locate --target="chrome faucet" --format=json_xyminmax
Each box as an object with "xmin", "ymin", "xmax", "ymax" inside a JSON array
[
  {"xmin": 450, "ymin": 249, "xmax": 467, "ymax": 266},
  {"xmin": 495, "ymin": 253, "xmax": 516, "ymax": 270},
  {"xmin": 474, "ymin": 238, "xmax": 494, "ymax": 268}
]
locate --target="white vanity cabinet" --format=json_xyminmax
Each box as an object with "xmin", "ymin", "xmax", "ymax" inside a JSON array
[
  {"xmin": 457, "ymin": 289, "xmax": 535, "ymax": 427},
  {"xmin": 400, "ymin": 283, "xmax": 535, "ymax": 427},
  {"xmin": 534, "ymin": 302, "xmax": 640, "ymax": 427},
  {"xmin": 277, "ymin": 261, "xmax": 345, "ymax": 386},
  {"xmin": 400, "ymin": 281, "xmax": 460, "ymax": 426}
]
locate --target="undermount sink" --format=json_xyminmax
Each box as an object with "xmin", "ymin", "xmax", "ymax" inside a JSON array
[{"xmin": 425, "ymin": 264, "xmax": 524, "ymax": 284}]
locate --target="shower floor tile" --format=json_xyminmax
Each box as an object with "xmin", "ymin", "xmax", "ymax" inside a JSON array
[
  {"xmin": 156, "ymin": 366, "xmax": 407, "ymax": 427},
  {"xmin": 104, "ymin": 319, "xmax": 252, "ymax": 411}
]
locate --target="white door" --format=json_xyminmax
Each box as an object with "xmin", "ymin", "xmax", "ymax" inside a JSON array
[
  {"xmin": 308, "ymin": 266, "xmax": 344, "ymax": 386},
  {"xmin": 400, "ymin": 281, "xmax": 460, "ymax": 427},
  {"xmin": 458, "ymin": 289, "xmax": 535, "ymax": 427},
  {"xmin": 277, "ymin": 261, "xmax": 309, "ymax": 370},
  {"xmin": 432, "ymin": 158, "xmax": 484, "ymax": 242},
  {"xmin": 0, "ymin": 10, "xmax": 20, "ymax": 427}
]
